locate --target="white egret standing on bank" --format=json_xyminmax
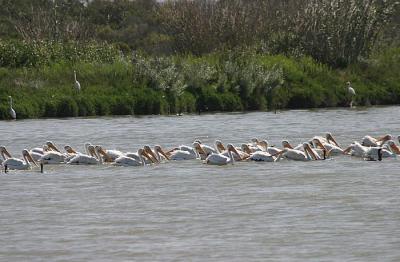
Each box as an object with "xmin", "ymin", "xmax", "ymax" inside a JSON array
[
  {"xmin": 346, "ymin": 82, "xmax": 356, "ymax": 108},
  {"xmin": 74, "ymin": 70, "xmax": 81, "ymax": 92},
  {"xmin": 8, "ymin": 96, "xmax": 16, "ymax": 120}
]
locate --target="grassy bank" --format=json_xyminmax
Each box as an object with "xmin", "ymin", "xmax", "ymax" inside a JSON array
[{"xmin": 0, "ymin": 41, "xmax": 399, "ymax": 120}]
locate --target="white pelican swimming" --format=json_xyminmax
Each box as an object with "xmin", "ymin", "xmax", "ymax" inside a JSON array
[
  {"xmin": 309, "ymin": 133, "xmax": 341, "ymax": 147},
  {"xmin": 247, "ymin": 138, "xmax": 265, "ymax": 152},
  {"xmin": 242, "ymin": 144, "xmax": 285, "ymax": 162},
  {"xmin": 155, "ymin": 145, "xmax": 197, "ymax": 161},
  {"xmin": 343, "ymin": 141, "xmax": 394, "ymax": 159},
  {"xmin": 387, "ymin": 140, "xmax": 400, "ymax": 155},
  {"xmin": 218, "ymin": 144, "xmax": 247, "ymax": 161},
  {"xmin": 45, "ymin": 141, "xmax": 63, "ymax": 153},
  {"xmin": 94, "ymin": 146, "xmax": 124, "ymax": 162},
  {"xmin": 205, "ymin": 144, "xmax": 237, "ymax": 165},
  {"xmin": 312, "ymin": 137, "xmax": 344, "ymax": 156},
  {"xmin": 194, "ymin": 141, "xmax": 218, "ymax": 157},
  {"xmin": 192, "ymin": 142, "xmax": 216, "ymax": 160},
  {"xmin": 2, "ymin": 149, "xmax": 38, "ymax": 170},
  {"xmin": 364, "ymin": 146, "xmax": 396, "ymax": 161},
  {"xmin": 142, "ymin": 145, "xmax": 163, "ymax": 163},
  {"xmin": 0, "ymin": 146, "xmax": 12, "ymax": 161},
  {"xmin": 282, "ymin": 140, "xmax": 303, "ymax": 150},
  {"xmin": 114, "ymin": 148, "xmax": 153, "ymax": 166},
  {"xmin": 39, "ymin": 150, "xmax": 66, "ymax": 164},
  {"xmin": 257, "ymin": 140, "xmax": 281, "ymax": 155},
  {"xmin": 215, "ymin": 140, "xmax": 227, "ymax": 153},
  {"xmin": 8, "ymin": 96, "xmax": 16, "ymax": 120},
  {"xmin": 362, "ymin": 134, "xmax": 392, "ymax": 147},
  {"xmin": 67, "ymin": 145, "xmax": 99, "ymax": 165},
  {"xmin": 283, "ymin": 143, "xmax": 319, "ymax": 161}
]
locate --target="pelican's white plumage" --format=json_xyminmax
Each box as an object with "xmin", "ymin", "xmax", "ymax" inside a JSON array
[
  {"xmin": 362, "ymin": 134, "xmax": 392, "ymax": 147},
  {"xmin": 283, "ymin": 143, "xmax": 318, "ymax": 161},
  {"xmin": 205, "ymin": 144, "xmax": 236, "ymax": 165},
  {"xmin": 248, "ymin": 150, "xmax": 285, "ymax": 162},
  {"xmin": 114, "ymin": 149, "xmax": 147, "ymax": 166},
  {"xmin": 67, "ymin": 145, "xmax": 99, "ymax": 165},
  {"xmin": 2, "ymin": 149, "xmax": 37, "ymax": 170},
  {"xmin": 40, "ymin": 151, "xmax": 66, "ymax": 164}
]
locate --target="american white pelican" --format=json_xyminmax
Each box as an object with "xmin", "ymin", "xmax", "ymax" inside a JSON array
[
  {"xmin": 343, "ymin": 142, "xmax": 368, "ymax": 157},
  {"xmin": 242, "ymin": 145, "xmax": 285, "ymax": 162},
  {"xmin": 67, "ymin": 145, "xmax": 99, "ymax": 165},
  {"xmin": 246, "ymin": 138, "xmax": 264, "ymax": 152},
  {"xmin": 257, "ymin": 140, "xmax": 281, "ymax": 155},
  {"xmin": 364, "ymin": 147, "xmax": 395, "ymax": 161},
  {"xmin": 143, "ymin": 145, "xmax": 162, "ymax": 163},
  {"xmin": 95, "ymin": 146, "xmax": 124, "ymax": 162},
  {"xmin": 195, "ymin": 141, "xmax": 218, "ymax": 156},
  {"xmin": 29, "ymin": 145, "xmax": 50, "ymax": 162},
  {"xmin": 46, "ymin": 141, "xmax": 62, "ymax": 153},
  {"xmin": 312, "ymin": 138, "xmax": 344, "ymax": 156},
  {"xmin": 39, "ymin": 150, "xmax": 66, "ymax": 164},
  {"xmin": 283, "ymin": 143, "xmax": 318, "ymax": 161},
  {"xmin": 282, "ymin": 140, "xmax": 303, "ymax": 150},
  {"xmin": 308, "ymin": 133, "xmax": 340, "ymax": 147},
  {"xmin": 8, "ymin": 96, "xmax": 16, "ymax": 120},
  {"xmin": 343, "ymin": 141, "xmax": 394, "ymax": 158},
  {"xmin": 0, "ymin": 146, "xmax": 12, "ymax": 161},
  {"xmin": 205, "ymin": 144, "xmax": 236, "ymax": 165},
  {"xmin": 2, "ymin": 149, "xmax": 38, "ymax": 170},
  {"xmin": 218, "ymin": 144, "xmax": 247, "ymax": 161},
  {"xmin": 362, "ymin": 134, "xmax": 392, "ymax": 147},
  {"xmin": 74, "ymin": 70, "xmax": 81, "ymax": 91},
  {"xmin": 215, "ymin": 140, "xmax": 227, "ymax": 153},
  {"xmin": 155, "ymin": 146, "xmax": 197, "ymax": 161},
  {"xmin": 386, "ymin": 140, "xmax": 400, "ymax": 155},
  {"xmin": 193, "ymin": 142, "xmax": 215, "ymax": 160},
  {"xmin": 114, "ymin": 149, "xmax": 152, "ymax": 166}
]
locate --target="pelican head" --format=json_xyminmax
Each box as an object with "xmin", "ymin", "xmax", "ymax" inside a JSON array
[
  {"xmin": 154, "ymin": 145, "xmax": 170, "ymax": 161},
  {"xmin": 312, "ymin": 138, "xmax": 324, "ymax": 149},
  {"xmin": 46, "ymin": 141, "xmax": 61, "ymax": 152},
  {"xmin": 143, "ymin": 145, "xmax": 159, "ymax": 163},
  {"xmin": 0, "ymin": 146, "xmax": 12, "ymax": 159},
  {"xmin": 282, "ymin": 140, "xmax": 293, "ymax": 149},
  {"xmin": 64, "ymin": 145, "xmax": 77, "ymax": 154},
  {"xmin": 227, "ymin": 144, "xmax": 242, "ymax": 160},
  {"xmin": 325, "ymin": 132, "xmax": 340, "ymax": 147},
  {"xmin": 387, "ymin": 140, "xmax": 400, "ymax": 154},
  {"xmin": 193, "ymin": 142, "xmax": 207, "ymax": 156},
  {"xmin": 259, "ymin": 140, "xmax": 269, "ymax": 150},
  {"xmin": 215, "ymin": 140, "xmax": 225, "ymax": 152},
  {"xmin": 94, "ymin": 145, "xmax": 110, "ymax": 161},
  {"xmin": 303, "ymin": 143, "xmax": 318, "ymax": 160},
  {"xmin": 241, "ymin": 144, "xmax": 252, "ymax": 155},
  {"xmin": 22, "ymin": 149, "xmax": 38, "ymax": 167},
  {"xmin": 385, "ymin": 134, "xmax": 393, "ymax": 140},
  {"xmin": 84, "ymin": 142, "xmax": 92, "ymax": 154}
]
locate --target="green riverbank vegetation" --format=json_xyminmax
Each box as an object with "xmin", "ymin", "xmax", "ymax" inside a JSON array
[{"xmin": 0, "ymin": 0, "xmax": 399, "ymax": 119}]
